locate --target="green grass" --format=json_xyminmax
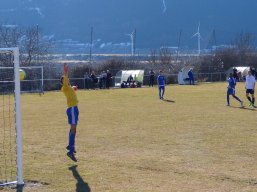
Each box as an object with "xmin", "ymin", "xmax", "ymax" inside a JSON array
[{"xmin": 2, "ymin": 82, "xmax": 257, "ymax": 192}]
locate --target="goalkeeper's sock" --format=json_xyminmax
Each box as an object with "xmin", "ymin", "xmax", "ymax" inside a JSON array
[
  {"xmin": 69, "ymin": 132, "xmax": 76, "ymax": 154},
  {"xmin": 68, "ymin": 129, "xmax": 71, "ymax": 142}
]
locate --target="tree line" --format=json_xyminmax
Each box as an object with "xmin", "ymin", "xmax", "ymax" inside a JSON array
[{"xmin": 0, "ymin": 23, "xmax": 257, "ymax": 89}]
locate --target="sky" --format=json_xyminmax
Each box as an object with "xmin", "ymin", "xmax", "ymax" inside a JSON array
[{"xmin": 0, "ymin": 0, "xmax": 257, "ymax": 52}]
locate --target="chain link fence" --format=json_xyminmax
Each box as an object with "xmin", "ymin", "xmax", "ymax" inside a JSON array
[{"xmin": 23, "ymin": 72, "xmax": 226, "ymax": 92}]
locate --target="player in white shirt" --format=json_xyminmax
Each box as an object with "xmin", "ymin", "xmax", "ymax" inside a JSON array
[{"xmin": 245, "ymin": 70, "xmax": 256, "ymax": 107}]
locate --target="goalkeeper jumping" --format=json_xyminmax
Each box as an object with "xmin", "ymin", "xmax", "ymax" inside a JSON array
[{"xmin": 61, "ymin": 63, "xmax": 79, "ymax": 162}]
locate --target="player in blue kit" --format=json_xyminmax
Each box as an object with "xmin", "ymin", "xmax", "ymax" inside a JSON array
[
  {"xmin": 227, "ymin": 73, "xmax": 243, "ymax": 107},
  {"xmin": 157, "ymin": 70, "xmax": 165, "ymax": 100}
]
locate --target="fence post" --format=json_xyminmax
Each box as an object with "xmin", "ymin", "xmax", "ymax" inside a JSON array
[{"xmin": 83, "ymin": 75, "xmax": 86, "ymax": 89}]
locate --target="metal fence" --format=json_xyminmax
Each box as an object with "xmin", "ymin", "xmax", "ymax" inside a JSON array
[
  {"xmin": 143, "ymin": 72, "xmax": 227, "ymax": 85},
  {"xmin": 195, "ymin": 72, "xmax": 227, "ymax": 82},
  {"xmin": 32, "ymin": 72, "xmax": 227, "ymax": 91}
]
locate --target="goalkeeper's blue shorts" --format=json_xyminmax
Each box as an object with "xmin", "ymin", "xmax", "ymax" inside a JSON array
[{"xmin": 66, "ymin": 106, "xmax": 79, "ymax": 125}]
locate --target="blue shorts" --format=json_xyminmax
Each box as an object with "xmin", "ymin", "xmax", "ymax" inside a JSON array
[
  {"xmin": 227, "ymin": 88, "xmax": 235, "ymax": 95},
  {"xmin": 246, "ymin": 89, "xmax": 254, "ymax": 94},
  {"xmin": 159, "ymin": 86, "xmax": 165, "ymax": 90},
  {"xmin": 66, "ymin": 106, "xmax": 79, "ymax": 125}
]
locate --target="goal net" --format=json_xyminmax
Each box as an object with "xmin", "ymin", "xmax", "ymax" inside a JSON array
[
  {"xmin": 0, "ymin": 48, "xmax": 23, "ymax": 186},
  {"xmin": 20, "ymin": 66, "xmax": 44, "ymax": 94}
]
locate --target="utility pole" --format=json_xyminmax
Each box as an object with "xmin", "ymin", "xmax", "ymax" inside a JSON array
[
  {"xmin": 36, "ymin": 24, "xmax": 39, "ymax": 64},
  {"xmin": 89, "ymin": 26, "xmax": 93, "ymax": 64},
  {"xmin": 211, "ymin": 29, "xmax": 217, "ymax": 50},
  {"xmin": 133, "ymin": 28, "xmax": 136, "ymax": 57},
  {"xmin": 176, "ymin": 29, "xmax": 182, "ymax": 63}
]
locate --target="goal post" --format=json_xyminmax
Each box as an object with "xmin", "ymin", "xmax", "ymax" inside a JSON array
[
  {"xmin": 0, "ymin": 47, "xmax": 24, "ymax": 186},
  {"xmin": 14, "ymin": 48, "xmax": 24, "ymax": 186}
]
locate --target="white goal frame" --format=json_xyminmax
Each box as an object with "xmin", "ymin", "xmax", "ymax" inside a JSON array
[{"xmin": 0, "ymin": 47, "xmax": 24, "ymax": 186}]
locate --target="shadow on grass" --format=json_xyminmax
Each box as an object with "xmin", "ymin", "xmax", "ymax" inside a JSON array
[
  {"xmin": 162, "ymin": 99, "xmax": 175, "ymax": 103},
  {"xmin": 69, "ymin": 165, "xmax": 91, "ymax": 192},
  {"xmin": 229, "ymin": 106, "xmax": 256, "ymax": 111}
]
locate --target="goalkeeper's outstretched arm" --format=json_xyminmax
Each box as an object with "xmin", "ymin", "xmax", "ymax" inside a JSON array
[{"xmin": 61, "ymin": 63, "xmax": 69, "ymax": 88}]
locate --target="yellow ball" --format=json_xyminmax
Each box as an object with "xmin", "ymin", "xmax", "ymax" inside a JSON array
[{"xmin": 19, "ymin": 69, "xmax": 26, "ymax": 80}]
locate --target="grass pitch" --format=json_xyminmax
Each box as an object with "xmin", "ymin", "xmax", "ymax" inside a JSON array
[{"xmin": 2, "ymin": 82, "xmax": 257, "ymax": 192}]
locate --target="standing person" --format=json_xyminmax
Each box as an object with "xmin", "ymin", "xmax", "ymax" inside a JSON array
[
  {"xmin": 90, "ymin": 71, "xmax": 97, "ymax": 89},
  {"xmin": 98, "ymin": 71, "xmax": 103, "ymax": 89},
  {"xmin": 134, "ymin": 74, "xmax": 137, "ymax": 83},
  {"xmin": 102, "ymin": 71, "xmax": 107, "ymax": 89},
  {"xmin": 245, "ymin": 70, "xmax": 256, "ymax": 107},
  {"xmin": 149, "ymin": 69, "xmax": 155, "ymax": 87},
  {"xmin": 226, "ymin": 73, "xmax": 243, "ymax": 107},
  {"xmin": 61, "ymin": 63, "xmax": 79, "ymax": 162},
  {"xmin": 188, "ymin": 68, "xmax": 194, "ymax": 85},
  {"xmin": 157, "ymin": 70, "xmax": 165, "ymax": 100},
  {"xmin": 106, "ymin": 70, "xmax": 112, "ymax": 89},
  {"xmin": 127, "ymin": 74, "xmax": 133, "ymax": 87}
]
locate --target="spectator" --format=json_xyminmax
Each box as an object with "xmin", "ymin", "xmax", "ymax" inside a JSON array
[
  {"xmin": 90, "ymin": 71, "xmax": 98, "ymax": 89},
  {"xmin": 98, "ymin": 71, "xmax": 103, "ymax": 89},
  {"xmin": 131, "ymin": 75, "xmax": 137, "ymax": 88},
  {"xmin": 102, "ymin": 71, "xmax": 107, "ymax": 89},
  {"xmin": 134, "ymin": 74, "xmax": 138, "ymax": 83},
  {"xmin": 127, "ymin": 74, "xmax": 133, "ymax": 86},
  {"xmin": 149, "ymin": 69, "xmax": 155, "ymax": 87},
  {"xmin": 84, "ymin": 72, "xmax": 90, "ymax": 89},
  {"xmin": 188, "ymin": 68, "xmax": 194, "ymax": 85},
  {"xmin": 106, "ymin": 70, "xmax": 112, "ymax": 89}
]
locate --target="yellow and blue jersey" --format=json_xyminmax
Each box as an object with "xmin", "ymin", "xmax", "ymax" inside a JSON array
[{"xmin": 61, "ymin": 75, "xmax": 78, "ymax": 108}]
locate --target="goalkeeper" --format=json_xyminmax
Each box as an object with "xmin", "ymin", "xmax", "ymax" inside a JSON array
[{"xmin": 61, "ymin": 63, "xmax": 79, "ymax": 162}]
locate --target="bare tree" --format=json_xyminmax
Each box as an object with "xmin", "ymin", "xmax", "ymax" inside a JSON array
[
  {"xmin": 235, "ymin": 32, "xmax": 255, "ymax": 52},
  {"xmin": 148, "ymin": 49, "xmax": 158, "ymax": 66},
  {"xmin": 159, "ymin": 46, "xmax": 173, "ymax": 66},
  {"xmin": 234, "ymin": 32, "xmax": 255, "ymax": 65},
  {"xmin": 0, "ymin": 25, "xmax": 23, "ymax": 47},
  {"xmin": 20, "ymin": 26, "xmax": 53, "ymax": 66},
  {"xmin": 0, "ymin": 24, "xmax": 53, "ymax": 66}
]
